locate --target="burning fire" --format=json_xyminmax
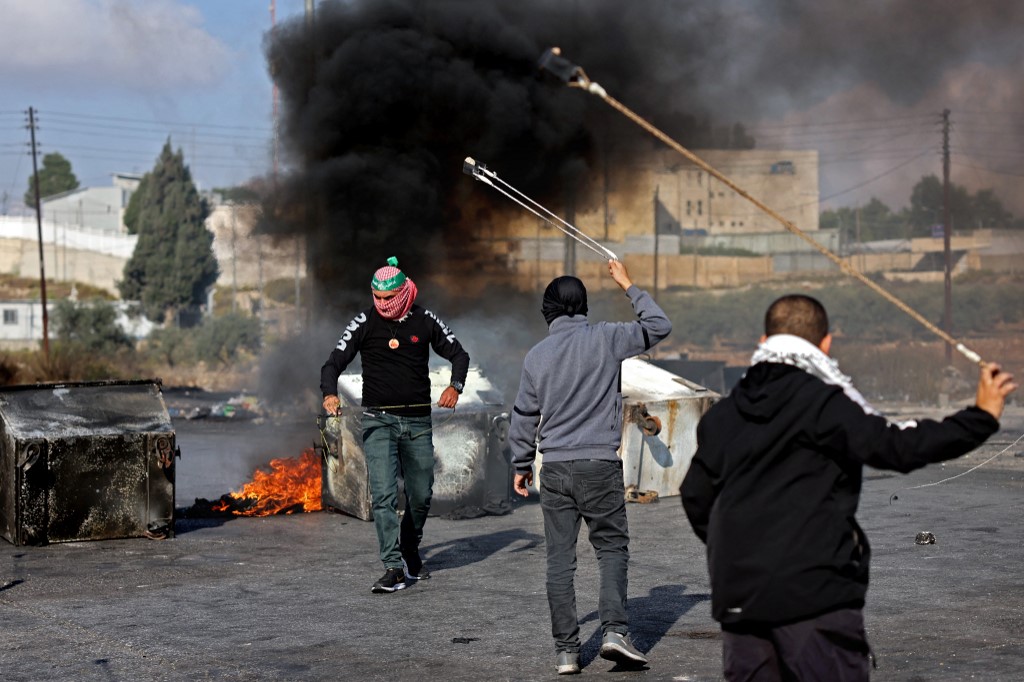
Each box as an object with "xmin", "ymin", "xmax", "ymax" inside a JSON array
[{"xmin": 213, "ymin": 448, "xmax": 323, "ymax": 516}]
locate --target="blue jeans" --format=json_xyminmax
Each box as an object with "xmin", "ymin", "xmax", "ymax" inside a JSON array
[
  {"xmin": 361, "ymin": 412, "xmax": 435, "ymax": 569},
  {"xmin": 539, "ymin": 459, "xmax": 630, "ymax": 653}
]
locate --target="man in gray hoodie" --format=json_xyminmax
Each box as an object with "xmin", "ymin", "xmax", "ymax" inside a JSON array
[{"xmin": 509, "ymin": 259, "xmax": 672, "ymax": 675}]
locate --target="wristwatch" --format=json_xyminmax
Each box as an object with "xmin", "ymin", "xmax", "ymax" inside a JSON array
[{"xmin": 450, "ymin": 380, "xmax": 464, "ymax": 394}]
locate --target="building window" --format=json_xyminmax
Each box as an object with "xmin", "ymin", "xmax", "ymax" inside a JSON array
[
  {"xmin": 3, "ymin": 309, "xmax": 17, "ymax": 325},
  {"xmin": 697, "ymin": 200, "xmax": 702, "ymax": 216},
  {"xmin": 686, "ymin": 200, "xmax": 692, "ymax": 216},
  {"xmin": 770, "ymin": 160, "xmax": 795, "ymax": 174}
]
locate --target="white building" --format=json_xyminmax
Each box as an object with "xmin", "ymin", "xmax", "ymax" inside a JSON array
[
  {"xmin": 41, "ymin": 172, "xmax": 142, "ymax": 234},
  {"xmin": 0, "ymin": 299, "xmax": 156, "ymax": 350}
]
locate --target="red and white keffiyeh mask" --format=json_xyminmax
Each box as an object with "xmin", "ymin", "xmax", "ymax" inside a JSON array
[{"xmin": 372, "ymin": 264, "xmax": 418, "ymax": 320}]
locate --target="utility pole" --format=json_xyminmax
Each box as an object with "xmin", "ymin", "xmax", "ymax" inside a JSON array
[
  {"xmin": 653, "ymin": 186, "xmax": 660, "ymax": 297},
  {"xmin": 270, "ymin": 0, "xmax": 279, "ymax": 183},
  {"xmin": 563, "ymin": 192, "xmax": 577, "ymax": 277},
  {"xmin": 855, "ymin": 206, "xmax": 862, "ymax": 272},
  {"xmin": 942, "ymin": 109, "xmax": 952, "ymax": 363},
  {"xmin": 230, "ymin": 203, "xmax": 238, "ymax": 313},
  {"xmin": 27, "ymin": 107, "xmax": 49, "ymax": 360}
]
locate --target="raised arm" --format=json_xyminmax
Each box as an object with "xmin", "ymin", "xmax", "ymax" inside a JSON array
[{"xmin": 606, "ymin": 259, "xmax": 672, "ymax": 360}]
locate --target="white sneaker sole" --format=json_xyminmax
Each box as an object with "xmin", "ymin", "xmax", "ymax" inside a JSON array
[
  {"xmin": 599, "ymin": 643, "xmax": 647, "ymax": 664},
  {"xmin": 371, "ymin": 581, "xmax": 407, "ymax": 593}
]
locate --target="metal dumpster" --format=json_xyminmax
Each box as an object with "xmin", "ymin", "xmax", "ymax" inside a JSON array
[
  {"xmin": 0, "ymin": 380, "xmax": 176, "ymax": 546},
  {"xmin": 533, "ymin": 358, "xmax": 718, "ymax": 499},
  {"xmin": 619, "ymin": 358, "xmax": 718, "ymax": 497},
  {"xmin": 320, "ymin": 367, "xmax": 512, "ymax": 521}
]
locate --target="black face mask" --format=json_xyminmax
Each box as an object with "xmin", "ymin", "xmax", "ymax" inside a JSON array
[{"xmin": 542, "ymin": 276, "xmax": 588, "ymax": 325}]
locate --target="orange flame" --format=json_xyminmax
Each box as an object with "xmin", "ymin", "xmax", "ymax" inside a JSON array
[{"xmin": 213, "ymin": 448, "xmax": 323, "ymax": 516}]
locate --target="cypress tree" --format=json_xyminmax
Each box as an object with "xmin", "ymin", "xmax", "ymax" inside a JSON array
[{"xmin": 119, "ymin": 141, "xmax": 219, "ymax": 325}]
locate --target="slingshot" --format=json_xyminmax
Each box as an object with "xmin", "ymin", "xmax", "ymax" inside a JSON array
[{"xmin": 463, "ymin": 157, "xmax": 618, "ymax": 261}]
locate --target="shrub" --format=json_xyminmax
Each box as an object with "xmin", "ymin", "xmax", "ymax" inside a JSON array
[
  {"xmin": 194, "ymin": 313, "xmax": 262, "ymax": 366},
  {"xmin": 52, "ymin": 299, "xmax": 135, "ymax": 353}
]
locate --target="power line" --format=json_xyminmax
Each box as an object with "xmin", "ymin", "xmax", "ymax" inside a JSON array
[
  {"xmin": 748, "ymin": 113, "xmax": 934, "ymax": 131},
  {"xmin": 723, "ymin": 150, "xmax": 933, "ymax": 219},
  {"xmin": 41, "ymin": 122, "xmax": 270, "ymax": 146},
  {"xmin": 44, "ymin": 110, "xmax": 273, "ymax": 134},
  {"xmin": 951, "ymin": 161, "xmax": 1024, "ymax": 178},
  {"xmin": 957, "ymin": 109, "xmax": 1024, "ymax": 117}
]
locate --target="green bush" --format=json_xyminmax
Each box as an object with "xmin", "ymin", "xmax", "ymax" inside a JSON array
[
  {"xmin": 52, "ymin": 299, "xmax": 135, "ymax": 353},
  {"xmin": 194, "ymin": 313, "xmax": 262, "ymax": 366},
  {"xmin": 145, "ymin": 325, "xmax": 197, "ymax": 368}
]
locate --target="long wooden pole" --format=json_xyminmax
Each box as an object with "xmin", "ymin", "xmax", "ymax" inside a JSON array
[{"xmin": 561, "ymin": 68, "xmax": 983, "ymax": 365}]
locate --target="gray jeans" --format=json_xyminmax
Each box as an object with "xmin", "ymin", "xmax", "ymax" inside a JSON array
[{"xmin": 539, "ymin": 459, "xmax": 630, "ymax": 653}]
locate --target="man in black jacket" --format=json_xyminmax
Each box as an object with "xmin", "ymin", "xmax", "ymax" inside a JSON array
[
  {"xmin": 681, "ymin": 294, "xmax": 1016, "ymax": 681},
  {"xmin": 321, "ymin": 257, "xmax": 470, "ymax": 594}
]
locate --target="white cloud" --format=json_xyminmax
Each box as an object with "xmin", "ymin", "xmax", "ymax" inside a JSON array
[{"xmin": 0, "ymin": 0, "xmax": 230, "ymax": 91}]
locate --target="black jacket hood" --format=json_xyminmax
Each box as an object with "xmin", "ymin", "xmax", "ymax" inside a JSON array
[{"xmin": 732, "ymin": 363, "xmax": 810, "ymax": 422}]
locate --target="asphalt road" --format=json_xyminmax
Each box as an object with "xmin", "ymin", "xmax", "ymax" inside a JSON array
[{"xmin": 2, "ymin": 406, "xmax": 1022, "ymax": 681}]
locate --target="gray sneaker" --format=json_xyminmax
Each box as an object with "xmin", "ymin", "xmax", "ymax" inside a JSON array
[
  {"xmin": 599, "ymin": 632, "xmax": 647, "ymax": 665},
  {"xmin": 555, "ymin": 651, "xmax": 580, "ymax": 675}
]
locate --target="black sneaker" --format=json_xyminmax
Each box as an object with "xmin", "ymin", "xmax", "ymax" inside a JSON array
[
  {"xmin": 371, "ymin": 567, "xmax": 407, "ymax": 593},
  {"xmin": 402, "ymin": 553, "xmax": 430, "ymax": 581}
]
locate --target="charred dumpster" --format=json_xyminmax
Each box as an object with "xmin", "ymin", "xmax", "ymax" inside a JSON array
[
  {"xmin": 320, "ymin": 367, "xmax": 512, "ymax": 520},
  {"xmin": 530, "ymin": 358, "xmax": 719, "ymax": 500},
  {"xmin": 0, "ymin": 380, "xmax": 176, "ymax": 546},
  {"xmin": 618, "ymin": 358, "xmax": 718, "ymax": 497}
]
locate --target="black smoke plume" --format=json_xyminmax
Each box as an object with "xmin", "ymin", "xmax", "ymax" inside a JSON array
[
  {"xmin": 262, "ymin": 0, "xmax": 1024, "ymax": 301},
  {"xmin": 261, "ymin": 0, "xmax": 738, "ymax": 300}
]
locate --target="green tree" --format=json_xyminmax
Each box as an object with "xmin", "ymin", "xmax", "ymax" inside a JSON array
[
  {"xmin": 904, "ymin": 175, "xmax": 1004, "ymax": 236},
  {"xmin": 971, "ymin": 189, "xmax": 1013, "ymax": 229},
  {"xmin": 52, "ymin": 299, "xmax": 134, "ymax": 353},
  {"xmin": 119, "ymin": 141, "xmax": 219, "ymax": 325},
  {"xmin": 122, "ymin": 174, "xmax": 150, "ymax": 235},
  {"xmin": 821, "ymin": 198, "xmax": 907, "ymax": 243},
  {"xmin": 24, "ymin": 152, "xmax": 79, "ymax": 206},
  {"xmin": 214, "ymin": 184, "xmax": 260, "ymax": 204}
]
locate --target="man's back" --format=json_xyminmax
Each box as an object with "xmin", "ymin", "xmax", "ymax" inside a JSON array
[
  {"xmin": 683, "ymin": 361, "xmax": 1000, "ymax": 624},
  {"xmin": 512, "ymin": 283, "xmax": 671, "ymax": 464}
]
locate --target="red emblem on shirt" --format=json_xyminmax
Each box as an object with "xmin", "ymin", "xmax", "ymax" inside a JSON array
[{"xmin": 410, "ymin": 335, "xmax": 420, "ymax": 343}]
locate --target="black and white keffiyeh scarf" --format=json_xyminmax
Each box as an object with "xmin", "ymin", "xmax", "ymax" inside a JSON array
[{"xmin": 750, "ymin": 334, "xmax": 916, "ymax": 428}]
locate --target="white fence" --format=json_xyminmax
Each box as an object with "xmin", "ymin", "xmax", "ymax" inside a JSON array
[{"xmin": 0, "ymin": 216, "xmax": 136, "ymax": 259}]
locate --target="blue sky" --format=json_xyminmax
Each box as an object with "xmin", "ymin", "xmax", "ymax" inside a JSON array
[
  {"xmin": 2, "ymin": 0, "xmax": 1021, "ymax": 216},
  {"xmin": 0, "ymin": 0, "xmax": 307, "ymax": 209}
]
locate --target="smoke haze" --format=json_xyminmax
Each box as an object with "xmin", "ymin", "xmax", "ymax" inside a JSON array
[{"xmin": 257, "ymin": 0, "xmax": 1023, "ymax": 398}]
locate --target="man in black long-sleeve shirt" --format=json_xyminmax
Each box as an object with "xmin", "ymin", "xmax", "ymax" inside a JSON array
[
  {"xmin": 681, "ymin": 294, "xmax": 1016, "ymax": 681},
  {"xmin": 321, "ymin": 257, "xmax": 470, "ymax": 594}
]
